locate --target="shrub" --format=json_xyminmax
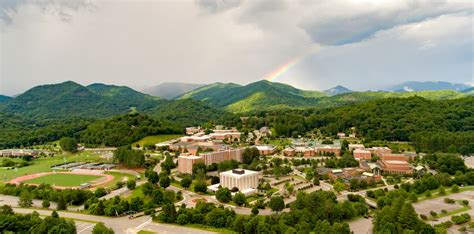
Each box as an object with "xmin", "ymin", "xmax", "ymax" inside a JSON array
[
  {"xmin": 441, "ymin": 209, "xmax": 447, "ymax": 214},
  {"xmin": 420, "ymin": 214, "xmax": 428, "ymax": 220},
  {"xmin": 444, "ymin": 198, "xmax": 455, "ymax": 204},
  {"xmin": 430, "ymin": 211, "xmax": 437, "ymax": 217},
  {"xmin": 451, "ymin": 213, "xmax": 471, "ymax": 224},
  {"xmin": 461, "ymin": 200, "xmax": 469, "ymax": 206}
]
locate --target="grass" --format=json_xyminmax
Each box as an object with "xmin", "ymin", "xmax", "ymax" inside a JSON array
[
  {"xmin": 417, "ymin": 186, "xmax": 474, "ymax": 202},
  {"xmin": 0, "ymin": 152, "xmax": 108, "ymax": 183},
  {"xmin": 137, "ymin": 231, "xmax": 156, "ymax": 234},
  {"xmin": 101, "ymin": 171, "xmax": 136, "ymax": 188},
  {"xmin": 133, "ymin": 135, "xmax": 181, "ymax": 148},
  {"xmin": 23, "ymin": 173, "xmax": 103, "ymax": 187},
  {"xmin": 154, "ymin": 220, "xmax": 236, "ymax": 234},
  {"xmin": 427, "ymin": 205, "xmax": 471, "ymax": 221}
]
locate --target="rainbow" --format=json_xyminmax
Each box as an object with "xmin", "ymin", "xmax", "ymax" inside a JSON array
[{"xmin": 263, "ymin": 56, "xmax": 303, "ymax": 82}]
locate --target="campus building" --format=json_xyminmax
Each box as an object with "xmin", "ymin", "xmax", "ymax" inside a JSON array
[
  {"xmin": 220, "ymin": 169, "xmax": 259, "ymax": 195},
  {"xmin": 283, "ymin": 147, "xmax": 296, "ymax": 157},
  {"xmin": 368, "ymin": 147, "xmax": 392, "ymax": 157},
  {"xmin": 378, "ymin": 160, "xmax": 412, "ymax": 174},
  {"xmin": 200, "ymin": 148, "xmax": 244, "ymax": 165},
  {"xmin": 315, "ymin": 145, "xmax": 341, "ymax": 156},
  {"xmin": 255, "ymin": 145, "xmax": 276, "ymax": 155},
  {"xmin": 177, "ymin": 155, "xmax": 203, "ymax": 174},
  {"xmin": 353, "ymin": 149, "xmax": 372, "ymax": 160},
  {"xmin": 349, "ymin": 144, "xmax": 365, "ymax": 151}
]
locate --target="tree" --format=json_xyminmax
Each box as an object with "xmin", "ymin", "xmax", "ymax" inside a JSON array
[
  {"xmin": 161, "ymin": 155, "xmax": 176, "ymax": 172},
  {"xmin": 127, "ymin": 180, "xmax": 136, "ymax": 190},
  {"xmin": 177, "ymin": 213, "xmax": 189, "ymax": 225},
  {"xmin": 268, "ymin": 196, "xmax": 285, "ymax": 213},
  {"xmin": 180, "ymin": 176, "xmax": 192, "ymax": 189},
  {"xmin": 242, "ymin": 147, "xmax": 260, "ymax": 165},
  {"xmin": 113, "ymin": 146, "xmax": 145, "ymax": 168},
  {"xmin": 160, "ymin": 176, "xmax": 171, "ymax": 189},
  {"xmin": 194, "ymin": 180, "xmax": 207, "ymax": 193},
  {"xmin": 92, "ymin": 222, "xmax": 115, "ymax": 234},
  {"xmin": 333, "ymin": 181, "xmax": 347, "ymax": 193},
  {"xmin": 59, "ymin": 137, "xmax": 78, "ymax": 152},
  {"xmin": 216, "ymin": 187, "xmax": 232, "ymax": 203},
  {"xmin": 192, "ymin": 162, "xmax": 207, "ymax": 175},
  {"xmin": 42, "ymin": 199, "xmax": 51, "ymax": 209},
  {"xmin": 18, "ymin": 191, "xmax": 33, "ymax": 208},
  {"xmin": 233, "ymin": 192, "xmax": 246, "ymax": 206},
  {"xmin": 51, "ymin": 210, "xmax": 59, "ymax": 218},
  {"xmin": 398, "ymin": 203, "xmax": 419, "ymax": 230},
  {"xmin": 251, "ymin": 206, "xmax": 259, "ymax": 215},
  {"xmin": 57, "ymin": 195, "xmax": 67, "ymax": 210},
  {"xmin": 452, "ymin": 184, "xmax": 460, "ymax": 193},
  {"xmin": 147, "ymin": 171, "xmax": 159, "ymax": 184}
]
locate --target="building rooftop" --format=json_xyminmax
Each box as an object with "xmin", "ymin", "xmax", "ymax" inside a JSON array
[
  {"xmin": 384, "ymin": 160, "xmax": 409, "ymax": 165},
  {"xmin": 220, "ymin": 169, "xmax": 258, "ymax": 177},
  {"xmin": 178, "ymin": 155, "xmax": 202, "ymax": 159}
]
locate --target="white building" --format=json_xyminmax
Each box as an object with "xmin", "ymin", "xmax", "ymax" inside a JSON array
[{"xmin": 220, "ymin": 169, "xmax": 259, "ymax": 195}]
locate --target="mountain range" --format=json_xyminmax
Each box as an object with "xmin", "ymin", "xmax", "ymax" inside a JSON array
[
  {"xmin": 0, "ymin": 80, "xmax": 471, "ymax": 117},
  {"xmin": 141, "ymin": 82, "xmax": 206, "ymax": 99},
  {"xmin": 386, "ymin": 81, "xmax": 471, "ymax": 92},
  {"xmin": 0, "ymin": 95, "xmax": 11, "ymax": 102}
]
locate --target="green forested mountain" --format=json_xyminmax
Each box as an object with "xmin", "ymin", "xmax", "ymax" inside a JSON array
[
  {"xmin": 179, "ymin": 80, "xmax": 325, "ymax": 112},
  {"xmin": 178, "ymin": 80, "xmax": 470, "ymax": 113},
  {"xmin": 462, "ymin": 87, "xmax": 474, "ymax": 95},
  {"xmin": 0, "ymin": 81, "xmax": 163, "ymax": 118},
  {"xmin": 79, "ymin": 113, "xmax": 182, "ymax": 147},
  {"xmin": 87, "ymin": 83, "xmax": 160, "ymax": 107},
  {"xmin": 0, "ymin": 95, "xmax": 11, "ymax": 102},
  {"xmin": 145, "ymin": 99, "xmax": 238, "ymax": 127}
]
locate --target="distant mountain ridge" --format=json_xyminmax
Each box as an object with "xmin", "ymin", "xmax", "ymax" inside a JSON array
[
  {"xmin": 0, "ymin": 95, "xmax": 11, "ymax": 102},
  {"xmin": 386, "ymin": 81, "xmax": 471, "ymax": 92},
  {"xmin": 179, "ymin": 80, "xmax": 470, "ymax": 113},
  {"xmin": 323, "ymin": 85, "xmax": 353, "ymax": 96},
  {"xmin": 142, "ymin": 82, "xmax": 207, "ymax": 99}
]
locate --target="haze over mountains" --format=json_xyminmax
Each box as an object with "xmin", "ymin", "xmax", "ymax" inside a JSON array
[
  {"xmin": 386, "ymin": 81, "xmax": 472, "ymax": 92},
  {"xmin": 141, "ymin": 82, "xmax": 206, "ymax": 99}
]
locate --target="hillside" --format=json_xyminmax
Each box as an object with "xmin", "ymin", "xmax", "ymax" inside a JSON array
[
  {"xmin": 142, "ymin": 82, "xmax": 206, "ymax": 99},
  {"xmin": 178, "ymin": 80, "xmax": 469, "ymax": 113},
  {"xmin": 179, "ymin": 80, "xmax": 325, "ymax": 112},
  {"xmin": 323, "ymin": 86, "xmax": 353, "ymax": 96},
  {"xmin": 386, "ymin": 81, "xmax": 470, "ymax": 92},
  {"xmin": 0, "ymin": 95, "xmax": 11, "ymax": 103},
  {"xmin": 146, "ymin": 99, "xmax": 237, "ymax": 127},
  {"xmin": 87, "ymin": 83, "xmax": 160, "ymax": 110},
  {"xmin": 462, "ymin": 87, "xmax": 474, "ymax": 95},
  {"xmin": 0, "ymin": 81, "xmax": 163, "ymax": 118}
]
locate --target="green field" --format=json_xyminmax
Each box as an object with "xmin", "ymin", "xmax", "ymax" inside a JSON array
[
  {"xmin": 133, "ymin": 134, "xmax": 181, "ymax": 147},
  {"xmin": 0, "ymin": 152, "xmax": 109, "ymax": 182},
  {"xmin": 23, "ymin": 173, "xmax": 103, "ymax": 187}
]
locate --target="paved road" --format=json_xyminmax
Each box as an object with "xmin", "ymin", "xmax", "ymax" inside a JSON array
[
  {"xmin": 348, "ymin": 217, "xmax": 372, "ymax": 234},
  {"xmin": 0, "ymin": 194, "xmax": 59, "ymax": 209},
  {"xmin": 11, "ymin": 207, "xmax": 214, "ymax": 234}
]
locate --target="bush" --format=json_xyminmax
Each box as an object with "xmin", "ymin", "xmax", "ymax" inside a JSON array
[
  {"xmin": 430, "ymin": 211, "xmax": 437, "ymax": 217},
  {"xmin": 420, "ymin": 214, "xmax": 428, "ymax": 220},
  {"xmin": 452, "ymin": 185, "xmax": 460, "ymax": 193},
  {"xmin": 461, "ymin": 200, "xmax": 469, "ymax": 206},
  {"xmin": 444, "ymin": 198, "xmax": 455, "ymax": 204},
  {"xmin": 451, "ymin": 213, "xmax": 471, "ymax": 224},
  {"xmin": 441, "ymin": 209, "xmax": 447, "ymax": 214}
]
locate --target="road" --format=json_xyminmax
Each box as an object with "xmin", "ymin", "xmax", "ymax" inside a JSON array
[{"xmin": 11, "ymin": 207, "xmax": 214, "ymax": 234}]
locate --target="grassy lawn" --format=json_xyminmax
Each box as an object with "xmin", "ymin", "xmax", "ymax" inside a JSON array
[
  {"xmin": 126, "ymin": 185, "xmax": 151, "ymax": 203},
  {"xmin": 23, "ymin": 173, "xmax": 103, "ymax": 187},
  {"xmin": 418, "ymin": 186, "xmax": 474, "ymax": 201},
  {"xmin": 133, "ymin": 135, "xmax": 181, "ymax": 148},
  {"xmin": 0, "ymin": 152, "xmax": 108, "ymax": 183},
  {"xmin": 428, "ymin": 206, "xmax": 471, "ymax": 221},
  {"xmin": 137, "ymin": 231, "xmax": 156, "ymax": 234},
  {"xmin": 101, "ymin": 171, "xmax": 136, "ymax": 189}
]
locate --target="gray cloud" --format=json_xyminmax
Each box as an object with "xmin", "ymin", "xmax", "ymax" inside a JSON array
[{"xmin": 0, "ymin": 0, "xmax": 472, "ymax": 95}]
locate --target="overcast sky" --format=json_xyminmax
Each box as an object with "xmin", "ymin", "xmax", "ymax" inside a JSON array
[{"xmin": 0, "ymin": 0, "xmax": 472, "ymax": 95}]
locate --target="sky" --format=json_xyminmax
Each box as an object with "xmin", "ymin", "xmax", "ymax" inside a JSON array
[{"xmin": 0, "ymin": 0, "xmax": 472, "ymax": 96}]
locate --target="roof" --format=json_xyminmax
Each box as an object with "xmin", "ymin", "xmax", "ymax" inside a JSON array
[
  {"xmin": 354, "ymin": 149, "xmax": 371, "ymax": 153},
  {"xmin": 414, "ymin": 165, "xmax": 424, "ymax": 171},
  {"xmin": 332, "ymin": 169, "xmax": 343, "ymax": 173},
  {"xmin": 178, "ymin": 155, "xmax": 202, "ymax": 159},
  {"xmin": 220, "ymin": 169, "xmax": 258, "ymax": 177},
  {"xmin": 362, "ymin": 172, "xmax": 374, "ymax": 177}
]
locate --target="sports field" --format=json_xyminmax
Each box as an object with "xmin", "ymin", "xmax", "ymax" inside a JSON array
[{"xmin": 23, "ymin": 173, "xmax": 103, "ymax": 187}]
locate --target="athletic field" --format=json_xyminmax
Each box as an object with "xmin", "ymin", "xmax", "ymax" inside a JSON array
[{"xmin": 22, "ymin": 173, "xmax": 103, "ymax": 187}]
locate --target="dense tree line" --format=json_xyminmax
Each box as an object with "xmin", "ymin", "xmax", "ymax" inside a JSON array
[
  {"xmin": 159, "ymin": 190, "xmax": 367, "ymax": 233},
  {"xmin": 373, "ymin": 189, "xmax": 434, "ymax": 233},
  {"xmin": 423, "ymin": 153, "xmax": 467, "ymax": 175},
  {"xmin": 0, "ymin": 205, "xmax": 76, "ymax": 233},
  {"xmin": 0, "ymin": 183, "xmax": 100, "ymax": 207},
  {"xmin": 113, "ymin": 146, "xmax": 145, "ymax": 168},
  {"xmin": 244, "ymin": 97, "xmax": 474, "ymax": 154},
  {"xmin": 79, "ymin": 113, "xmax": 182, "ymax": 147},
  {"xmin": 0, "ymin": 113, "xmax": 91, "ymax": 149}
]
